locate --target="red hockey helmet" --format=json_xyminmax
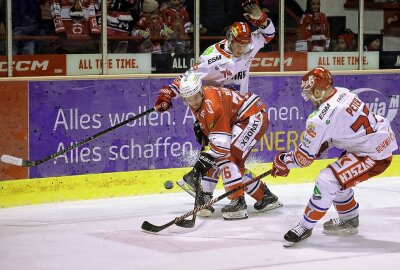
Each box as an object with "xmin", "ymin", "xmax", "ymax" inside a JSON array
[
  {"xmin": 301, "ymin": 66, "xmax": 333, "ymax": 93},
  {"xmin": 227, "ymin": 22, "xmax": 252, "ymax": 44}
]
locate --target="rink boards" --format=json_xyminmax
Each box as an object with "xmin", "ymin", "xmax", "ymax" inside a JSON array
[{"xmin": 0, "ymin": 72, "xmax": 399, "ymax": 207}]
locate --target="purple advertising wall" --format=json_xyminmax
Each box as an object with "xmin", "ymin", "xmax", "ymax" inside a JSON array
[{"xmin": 29, "ymin": 74, "xmax": 400, "ymax": 178}]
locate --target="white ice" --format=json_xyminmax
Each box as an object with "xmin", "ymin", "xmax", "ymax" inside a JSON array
[{"xmin": 1, "ymin": 177, "xmax": 399, "ymax": 270}]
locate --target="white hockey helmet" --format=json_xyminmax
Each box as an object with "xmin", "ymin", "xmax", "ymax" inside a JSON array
[{"xmin": 179, "ymin": 73, "xmax": 203, "ymax": 98}]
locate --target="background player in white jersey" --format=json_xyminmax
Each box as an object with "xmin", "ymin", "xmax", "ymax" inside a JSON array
[
  {"xmin": 271, "ymin": 66, "xmax": 398, "ymax": 247},
  {"xmin": 154, "ymin": 0, "xmax": 281, "ymax": 219}
]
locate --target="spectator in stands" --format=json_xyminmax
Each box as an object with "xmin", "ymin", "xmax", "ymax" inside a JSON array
[
  {"xmin": 36, "ymin": 0, "xmax": 66, "ymax": 54},
  {"xmin": 334, "ymin": 28, "xmax": 355, "ymax": 52},
  {"xmin": 160, "ymin": 0, "xmax": 193, "ymax": 53},
  {"xmin": 364, "ymin": 36, "xmax": 382, "ymax": 51},
  {"xmin": 95, "ymin": 0, "xmax": 140, "ymax": 53},
  {"xmin": 12, "ymin": 0, "xmax": 41, "ymax": 55},
  {"xmin": 49, "ymin": 0, "xmax": 100, "ymax": 54},
  {"xmin": 296, "ymin": 0, "xmax": 330, "ymax": 52},
  {"xmin": 132, "ymin": 0, "xmax": 173, "ymax": 53}
]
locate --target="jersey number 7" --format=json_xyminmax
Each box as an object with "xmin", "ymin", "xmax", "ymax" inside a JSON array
[{"xmin": 350, "ymin": 104, "xmax": 375, "ymax": 135}]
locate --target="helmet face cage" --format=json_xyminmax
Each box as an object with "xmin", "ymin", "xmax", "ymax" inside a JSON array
[
  {"xmin": 301, "ymin": 67, "xmax": 333, "ymax": 101},
  {"xmin": 179, "ymin": 73, "xmax": 203, "ymax": 98}
]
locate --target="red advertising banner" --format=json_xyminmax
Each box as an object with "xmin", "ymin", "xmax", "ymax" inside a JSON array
[
  {"xmin": 0, "ymin": 55, "xmax": 66, "ymax": 77},
  {"xmin": 250, "ymin": 52, "xmax": 308, "ymax": 72}
]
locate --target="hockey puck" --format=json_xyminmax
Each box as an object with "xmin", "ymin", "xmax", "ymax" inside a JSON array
[{"xmin": 164, "ymin": 180, "xmax": 174, "ymax": 190}]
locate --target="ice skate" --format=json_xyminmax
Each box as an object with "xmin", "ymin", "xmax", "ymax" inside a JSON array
[
  {"xmin": 283, "ymin": 223, "xmax": 313, "ymax": 247},
  {"xmin": 182, "ymin": 171, "xmax": 199, "ymax": 191},
  {"xmin": 254, "ymin": 186, "xmax": 283, "ymax": 211},
  {"xmin": 323, "ymin": 215, "xmax": 359, "ymax": 235},
  {"xmin": 197, "ymin": 191, "xmax": 215, "ymax": 217},
  {"xmin": 221, "ymin": 195, "xmax": 248, "ymax": 220}
]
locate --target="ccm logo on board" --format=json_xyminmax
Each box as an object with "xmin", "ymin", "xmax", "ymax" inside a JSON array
[
  {"xmin": 251, "ymin": 57, "xmax": 293, "ymax": 67},
  {"xmin": 0, "ymin": 60, "xmax": 49, "ymax": 71}
]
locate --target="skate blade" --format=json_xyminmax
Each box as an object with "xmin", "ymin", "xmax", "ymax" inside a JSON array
[
  {"xmin": 176, "ymin": 179, "xmax": 196, "ymax": 197},
  {"xmin": 222, "ymin": 210, "xmax": 248, "ymax": 220},
  {"xmin": 283, "ymin": 240, "xmax": 295, "ymax": 247},
  {"xmin": 258, "ymin": 201, "xmax": 284, "ymax": 212},
  {"xmin": 323, "ymin": 227, "xmax": 359, "ymax": 236}
]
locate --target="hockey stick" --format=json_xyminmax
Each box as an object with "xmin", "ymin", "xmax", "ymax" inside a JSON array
[
  {"xmin": 141, "ymin": 169, "xmax": 272, "ymax": 233},
  {"xmin": 1, "ymin": 106, "xmax": 158, "ymax": 167},
  {"xmin": 175, "ymin": 139, "xmax": 206, "ymax": 229},
  {"xmin": 175, "ymin": 174, "xmax": 201, "ymax": 229}
]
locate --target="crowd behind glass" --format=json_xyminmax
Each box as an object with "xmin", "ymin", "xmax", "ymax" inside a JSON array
[{"xmin": 0, "ymin": 0, "xmax": 399, "ymax": 73}]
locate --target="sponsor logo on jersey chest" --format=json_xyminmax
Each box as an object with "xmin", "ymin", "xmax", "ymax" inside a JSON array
[
  {"xmin": 208, "ymin": 55, "xmax": 221, "ymax": 65},
  {"xmin": 319, "ymin": 103, "xmax": 330, "ymax": 119}
]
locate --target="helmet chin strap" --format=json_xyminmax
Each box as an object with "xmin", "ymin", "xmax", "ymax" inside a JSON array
[{"xmin": 226, "ymin": 39, "xmax": 232, "ymax": 53}]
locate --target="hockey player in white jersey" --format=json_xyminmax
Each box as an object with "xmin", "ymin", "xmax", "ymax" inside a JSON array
[
  {"xmin": 270, "ymin": 66, "xmax": 398, "ymax": 247},
  {"xmin": 154, "ymin": 0, "xmax": 282, "ymax": 219}
]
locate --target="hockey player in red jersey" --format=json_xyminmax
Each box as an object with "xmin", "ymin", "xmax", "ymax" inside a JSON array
[
  {"xmin": 271, "ymin": 67, "xmax": 398, "ymax": 247},
  {"xmin": 178, "ymin": 73, "xmax": 278, "ymax": 220},
  {"xmin": 154, "ymin": 0, "xmax": 282, "ymax": 219}
]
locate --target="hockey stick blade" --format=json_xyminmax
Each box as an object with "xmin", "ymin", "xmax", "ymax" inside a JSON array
[
  {"xmin": 141, "ymin": 220, "xmax": 175, "ymax": 233},
  {"xmin": 0, "ymin": 155, "xmax": 34, "ymax": 167},
  {"xmin": 141, "ymin": 170, "xmax": 272, "ymax": 233},
  {"xmin": 175, "ymin": 219, "xmax": 195, "ymax": 228}
]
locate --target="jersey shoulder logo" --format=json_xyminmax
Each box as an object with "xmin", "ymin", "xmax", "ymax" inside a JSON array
[
  {"xmin": 306, "ymin": 122, "xmax": 317, "ymax": 138},
  {"xmin": 203, "ymin": 46, "xmax": 215, "ymax": 56},
  {"xmin": 205, "ymin": 100, "xmax": 214, "ymax": 114},
  {"xmin": 308, "ymin": 110, "xmax": 318, "ymax": 119}
]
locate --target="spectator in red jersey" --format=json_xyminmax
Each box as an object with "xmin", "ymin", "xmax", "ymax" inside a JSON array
[
  {"xmin": 296, "ymin": 0, "xmax": 330, "ymax": 52},
  {"xmin": 160, "ymin": 0, "xmax": 193, "ymax": 53},
  {"xmin": 94, "ymin": 0, "xmax": 141, "ymax": 53},
  {"xmin": 334, "ymin": 28, "xmax": 355, "ymax": 52},
  {"xmin": 131, "ymin": 0, "xmax": 173, "ymax": 53}
]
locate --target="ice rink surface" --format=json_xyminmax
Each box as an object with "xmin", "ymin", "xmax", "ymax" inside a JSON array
[{"xmin": 1, "ymin": 177, "xmax": 399, "ymax": 270}]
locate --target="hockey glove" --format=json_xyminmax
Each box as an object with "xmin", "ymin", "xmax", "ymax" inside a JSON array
[
  {"xmin": 242, "ymin": 1, "xmax": 268, "ymax": 28},
  {"xmin": 193, "ymin": 121, "xmax": 209, "ymax": 146},
  {"xmin": 193, "ymin": 152, "xmax": 215, "ymax": 176},
  {"xmin": 272, "ymin": 152, "xmax": 290, "ymax": 177},
  {"xmin": 155, "ymin": 86, "xmax": 176, "ymax": 112}
]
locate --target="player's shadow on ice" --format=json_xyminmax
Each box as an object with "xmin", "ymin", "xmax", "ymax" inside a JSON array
[
  {"xmin": 305, "ymin": 233, "xmax": 400, "ymax": 253},
  {"xmin": 170, "ymin": 202, "xmax": 291, "ymax": 221}
]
